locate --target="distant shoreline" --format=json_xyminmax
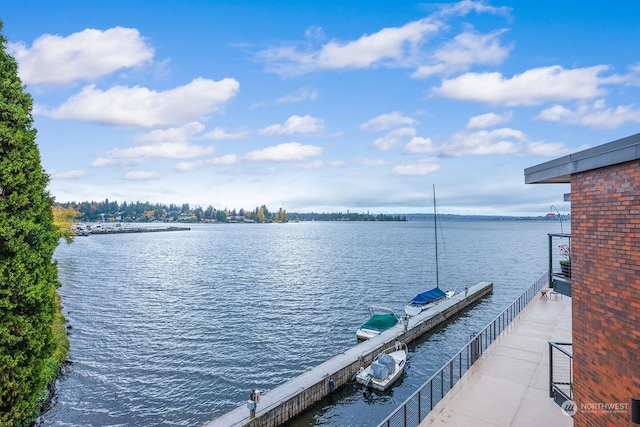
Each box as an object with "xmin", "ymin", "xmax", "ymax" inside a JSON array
[
  {"xmin": 58, "ymin": 201, "xmax": 569, "ymax": 224},
  {"xmin": 74, "ymin": 214, "xmax": 568, "ymax": 225},
  {"xmin": 403, "ymin": 213, "xmax": 570, "ymax": 222}
]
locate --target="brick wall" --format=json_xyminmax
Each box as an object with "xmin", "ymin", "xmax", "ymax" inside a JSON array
[{"xmin": 571, "ymin": 160, "xmax": 640, "ymax": 426}]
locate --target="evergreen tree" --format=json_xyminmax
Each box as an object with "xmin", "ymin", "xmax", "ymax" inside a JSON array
[{"xmin": 0, "ymin": 21, "xmax": 61, "ymax": 425}]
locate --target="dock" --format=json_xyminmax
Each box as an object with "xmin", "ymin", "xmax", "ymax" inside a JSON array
[
  {"xmin": 204, "ymin": 281, "xmax": 493, "ymax": 427},
  {"xmin": 75, "ymin": 225, "xmax": 190, "ymax": 235}
]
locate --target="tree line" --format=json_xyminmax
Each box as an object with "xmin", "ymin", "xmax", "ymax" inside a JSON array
[
  {"xmin": 56, "ymin": 200, "xmax": 286, "ymax": 223},
  {"xmin": 56, "ymin": 200, "xmax": 407, "ymax": 223}
]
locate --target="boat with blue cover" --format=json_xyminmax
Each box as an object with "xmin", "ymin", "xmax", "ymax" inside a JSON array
[
  {"xmin": 404, "ymin": 185, "xmax": 455, "ymax": 317},
  {"xmin": 404, "ymin": 287, "xmax": 454, "ymax": 316}
]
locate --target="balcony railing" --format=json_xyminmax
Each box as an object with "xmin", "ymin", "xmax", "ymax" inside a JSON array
[
  {"xmin": 548, "ymin": 233, "xmax": 572, "ymax": 297},
  {"xmin": 549, "ymin": 342, "xmax": 573, "ymax": 411}
]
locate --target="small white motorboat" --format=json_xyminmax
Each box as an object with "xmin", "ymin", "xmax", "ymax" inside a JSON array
[
  {"xmin": 356, "ymin": 306, "xmax": 400, "ymax": 341},
  {"xmin": 355, "ymin": 341, "xmax": 408, "ymax": 391}
]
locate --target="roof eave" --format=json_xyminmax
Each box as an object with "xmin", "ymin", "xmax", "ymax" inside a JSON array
[{"xmin": 525, "ymin": 132, "xmax": 640, "ymax": 184}]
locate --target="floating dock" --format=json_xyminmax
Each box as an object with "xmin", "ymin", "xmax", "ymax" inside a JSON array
[
  {"xmin": 76, "ymin": 225, "xmax": 190, "ymax": 235},
  {"xmin": 204, "ymin": 281, "xmax": 493, "ymax": 427}
]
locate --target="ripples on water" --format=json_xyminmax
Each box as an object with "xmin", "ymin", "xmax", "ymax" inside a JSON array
[{"xmin": 40, "ymin": 220, "xmax": 563, "ymax": 426}]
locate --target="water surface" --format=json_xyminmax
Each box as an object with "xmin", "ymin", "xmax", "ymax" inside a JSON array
[{"xmin": 40, "ymin": 220, "xmax": 562, "ymax": 426}]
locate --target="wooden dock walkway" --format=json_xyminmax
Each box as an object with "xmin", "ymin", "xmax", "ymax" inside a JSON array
[{"xmin": 204, "ymin": 281, "xmax": 493, "ymax": 427}]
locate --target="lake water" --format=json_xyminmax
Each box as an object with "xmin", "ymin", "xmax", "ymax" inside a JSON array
[{"xmin": 39, "ymin": 220, "xmax": 563, "ymax": 426}]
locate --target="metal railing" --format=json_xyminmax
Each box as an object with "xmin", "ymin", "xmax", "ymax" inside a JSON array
[
  {"xmin": 549, "ymin": 342, "xmax": 573, "ymax": 409},
  {"xmin": 377, "ymin": 273, "xmax": 548, "ymax": 427},
  {"xmin": 549, "ymin": 233, "xmax": 572, "ymax": 297}
]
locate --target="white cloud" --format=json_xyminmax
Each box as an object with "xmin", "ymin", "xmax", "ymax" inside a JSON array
[
  {"xmin": 135, "ymin": 122, "xmax": 205, "ymax": 144},
  {"xmin": 245, "ymin": 142, "xmax": 324, "ymax": 162},
  {"xmin": 48, "ymin": 78, "xmax": 240, "ymax": 128},
  {"xmin": 355, "ymin": 158, "xmax": 386, "ymax": 167},
  {"xmin": 536, "ymin": 105, "xmax": 575, "ymax": 122},
  {"xmin": 256, "ymin": 1, "xmax": 511, "ymax": 77},
  {"xmin": 467, "ymin": 111, "xmax": 512, "ymax": 129},
  {"xmin": 130, "ymin": 123, "xmax": 246, "ymax": 168},
  {"xmin": 404, "ymin": 136, "xmax": 438, "ymax": 154},
  {"xmin": 174, "ymin": 161, "xmax": 201, "ymax": 172},
  {"xmin": 526, "ymin": 141, "xmax": 571, "ymax": 157},
  {"xmin": 317, "ymin": 19, "xmax": 440, "ymax": 69},
  {"xmin": 372, "ymin": 127, "xmax": 417, "ymax": 151},
  {"xmin": 360, "ymin": 112, "xmax": 417, "ymax": 132},
  {"xmin": 432, "ymin": 65, "xmax": 612, "ymax": 106},
  {"xmin": 296, "ymin": 160, "xmax": 325, "ymax": 170},
  {"xmin": 391, "ymin": 158, "xmax": 440, "ymax": 176},
  {"xmin": 209, "ymin": 154, "xmax": 241, "ymax": 165},
  {"xmin": 201, "ymin": 127, "xmax": 248, "ymax": 140},
  {"xmin": 49, "ymin": 170, "xmax": 88, "ymax": 179},
  {"xmin": 304, "ymin": 26, "xmax": 326, "ymax": 42},
  {"xmin": 124, "ymin": 170, "xmax": 163, "ymax": 180},
  {"xmin": 10, "ymin": 27, "xmax": 154, "ymax": 85},
  {"xmin": 174, "ymin": 154, "xmax": 240, "ymax": 171},
  {"xmin": 177, "ymin": 143, "xmax": 336, "ymax": 172},
  {"xmin": 436, "ymin": 0, "xmax": 512, "ymax": 19},
  {"xmin": 412, "ymin": 30, "xmax": 511, "ymax": 78},
  {"xmin": 441, "ymin": 128, "xmax": 524, "ymax": 156},
  {"xmin": 92, "ymin": 142, "xmax": 215, "ymax": 166},
  {"xmin": 259, "ymin": 115, "xmax": 325, "ymax": 135},
  {"xmin": 536, "ymin": 99, "xmax": 640, "ymax": 129},
  {"xmin": 258, "ymin": 17, "xmax": 441, "ymax": 76},
  {"xmin": 327, "ymin": 160, "xmax": 348, "ymax": 167},
  {"xmin": 625, "ymin": 66, "xmax": 640, "ymax": 88},
  {"xmin": 276, "ymin": 87, "xmax": 319, "ymax": 104}
]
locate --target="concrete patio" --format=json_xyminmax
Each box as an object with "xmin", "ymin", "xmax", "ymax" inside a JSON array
[{"xmin": 420, "ymin": 289, "xmax": 573, "ymax": 427}]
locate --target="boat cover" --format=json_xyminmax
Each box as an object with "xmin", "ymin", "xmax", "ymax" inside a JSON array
[
  {"xmin": 370, "ymin": 361, "xmax": 389, "ymax": 380},
  {"xmin": 378, "ymin": 353, "xmax": 396, "ymax": 375},
  {"xmin": 360, "ymin": 314, "xmax": 398, "ymax": 333},
  {"xmin": 409, "ymin": 287, "xmax": 446, "ymax": 305}
]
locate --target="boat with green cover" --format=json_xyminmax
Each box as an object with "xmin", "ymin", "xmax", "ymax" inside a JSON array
[{"xmin": 356, "ymin": 306, "xmax": 399, "ymax": 341}]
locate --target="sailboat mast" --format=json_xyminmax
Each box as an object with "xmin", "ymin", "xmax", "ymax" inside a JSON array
[{"xmin": 433, "ymin": 184, "xmax": 439, "ymax": 289}]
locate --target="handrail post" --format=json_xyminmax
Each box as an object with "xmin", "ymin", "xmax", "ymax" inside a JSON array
[
  {"xmin": 548, "ymin": 234, "xmax": 554, "ymax": 288},
  {"xmin": 569, "ymin": 355, "xmax": 573, "ymax": 399},
  {"xmin": 449, "ymin": 360, "xmax": 454, "ymax": 391},
  {"xmin": 430, "ymin": 379, "xmax": 433, "ymax": 410},
  {"xmin": 403, "ymin": 402, "xmax": 407, "ymax": 425},
  {"xmin": 549, "ymin": 341, "xmax": 554, "ymax": 398}
]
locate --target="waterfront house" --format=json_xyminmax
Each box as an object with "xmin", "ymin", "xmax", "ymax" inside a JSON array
[{"xmin": 525, "ymin": 132, "xmax": 640, "ymax": 426}]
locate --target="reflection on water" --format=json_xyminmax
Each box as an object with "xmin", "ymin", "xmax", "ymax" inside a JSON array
[{"xmin": 40, "ymin": 220, "xmax": 562, "ymax": 426}]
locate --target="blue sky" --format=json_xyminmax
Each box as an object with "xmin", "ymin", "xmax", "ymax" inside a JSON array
[{"xmin": 2, "ymin": 0, "xmax": 639, "ymax": 215}]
